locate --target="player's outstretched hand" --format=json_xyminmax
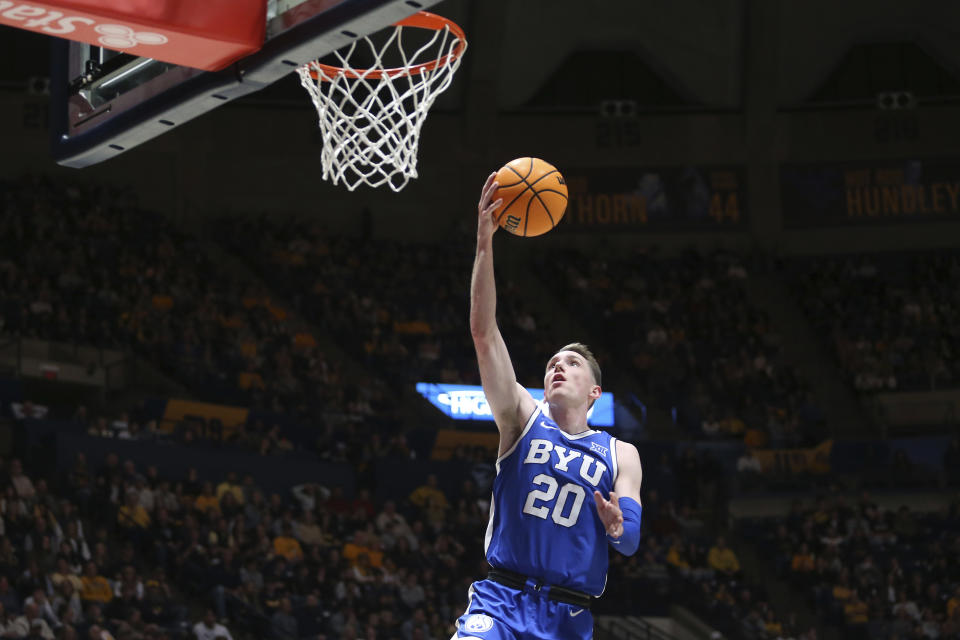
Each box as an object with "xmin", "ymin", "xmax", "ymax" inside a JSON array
[
  {"xmin": 594, "ymin": 490, "xmax": 624, "ymax": 538},
  {"xmin": 477, "ymin": 172, "xmax": 503, "ymax": 244}
]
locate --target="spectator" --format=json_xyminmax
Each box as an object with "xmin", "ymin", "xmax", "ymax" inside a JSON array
[
  {"xmin": 408, "ymin": 475, "xmax": 449, "ymax": 529},
  {"xmin": 790, "ymin": 542, "xmax": 816, "ymax": 586},
  {"xmin": 272, "ymin": 523, "xmax": 304, "ymax": 563},
  {"xmin": 10, "ymin": 602, "xmax": 54, "ymax": 639},
  {"xmin": 707, "ymin": 536, "xmax": 741, "ymax": 578},
  {"xmin": 22, "ymin": 589, "xmax": 59, "ymax": 630},
  {"xmin": 61, "ymin": 522, "xmax": 90, "ymax": 567},
  {"xmin": 398, "ymin": 573, "xmax": 425, "ymax": 611},
  {"xmin": 79, "ymin": 563, "xmax": 112, "ymax": 605},
  {"xmin": 888, "ymin": 606, "xmax": 915, "ymax": 638},
  {"xmin": 0, "ymin": 576, "xmax": 21, "ymax": 615},
  {"xmin": 350, "ymin": 489, "xmax": 375, "ymax": 521},
  {"xmin": 216, "ymin": 473, "xmax": 245, "ymax": 506},
  {"xmin": 9, "ymin": 459, "xmax": 36, "ymax": 502},
  {"xmin": 919, "ymin": 606, "xmax": 941, "ymax": 638},
  {"xmin": 193, "ymin": 609, "xmax": 233, "ymax": 640},
  {"xmin": 293, "ymin": 593, "xmax": 325, "ymax": 640},
  {"xmin": 293, "ymin": 510, "xmax": 326, "ymax": 548},
  {"xmin": 140, "ymin": 580, "xmax": 178, "ymax": 629},
  {"xmin": 291, "ymin": 484, "xmax": 327, "ymax": 514},
  {"xmin": 375, "ymin": 500, "xmax": 414, "ymax": 550},
  {"xmin": 269, "ymin": 597, "xmax": 297, "ymax": 640},
  {"xmin": 342, "ymin": 531, "xmax": 382, "ymax": 570},
  {"xmin": 762, "ymin": 609, "xmax": 784, "ymax": 637},
  {"xmin": 111, "ymin": 565, "xmax": 143, "ymax": 602},
  {"xmin": 700, "ymin": 413, "xmax": 721, "ymax": 437},
  {"xmin": 401, "ymin": 608, "xmax": 430, "ymax": 640},
  {"xmin": 948, "ymin": 585, "xmax": 960, "ymax": 621},
  {"xmin": 244, "ymin": 491, "xmax": 266, "ymax": 531},
  {"xmin": 195, "ymin": 483, "xmax": 221, "ymax": 517},
  {"xmin": 130, "ymin": 475, "xmax": 154, "ymax": 513},
  {"xmin": 86, "ymin": 624, "xmax": 116, "ymax": 640},
  {"xmin": 819, "ymin": 525, "xmax": 846, "ymax": 551},
  {"xmin": 116, "ymin": 491, "xmax": 150, "ymax": 531},
  {"xmin": 239, "ymin": 557, "xmax": 264, "ymax": 594},
  {"xmin": 735, "ymin": 448, "xmax": 763, "ymax": 491},
  {"xmin": 50, "ymin": 580, "xmax": 83, "ymax": 629},
  {"xmin": 0, "ymin": 602, "xmax": 17, "ymax": 637},
  {"xmin": 854, "ymin": 554, "xmax": 882, "ymax": 589},
  {"xmin": 944, "ymin": 602, "xmax": 960, "ymax": 639}
]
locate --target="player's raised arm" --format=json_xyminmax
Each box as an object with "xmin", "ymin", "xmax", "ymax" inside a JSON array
[{"xmin": 470, "ymin": 172, "xmax": 537, "ymax": 453}]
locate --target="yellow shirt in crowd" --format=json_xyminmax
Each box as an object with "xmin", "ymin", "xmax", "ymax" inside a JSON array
[
  {"xmin": 273, "ymin": 536, "xmax": 304, "ymax": 562},
  {"xmin": 195, "ymin": 494, "xmax": 221, "ymax": 515},
  {"xmin": 707, "ymin": 547, "xmax": 740, "ymax": 573},
  {"xmin": 117, "ymin": 504, "xmax": 150, "ymax": 529},
  {"xmin": 81, "ymin": 575, "xmax": 113, "ymax": 603}
]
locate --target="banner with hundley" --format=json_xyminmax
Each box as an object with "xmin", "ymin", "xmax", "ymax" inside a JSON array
[{"xmin": 781, "ymin": 159, "xmax": 960, "ymax": 227}]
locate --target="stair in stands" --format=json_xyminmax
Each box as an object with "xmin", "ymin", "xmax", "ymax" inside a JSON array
[
  {"xmin": 203, "ymin": 240, "xmax": 397, "ymax": 400},
  {"xmin": 734, "ymin": 530, "xmax": 842, "ymax": 640},
  {"xmin": 741, "ymin": 274, "xmax": 870, "ymax": 437}
]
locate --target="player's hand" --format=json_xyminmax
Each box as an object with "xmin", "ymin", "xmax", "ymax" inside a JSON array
[
  {"xmin": 594, "ymin": 490, "xmax": 624, "ymax": 538},
  {"xmin": 477, "ymin": 172, "xmax": 503, "ymax": 244}
]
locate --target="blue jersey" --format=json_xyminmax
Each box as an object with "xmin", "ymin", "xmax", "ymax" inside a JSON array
[{"xmin": 484, "ymin": 403, "xmax": 619, "ymax": 596}]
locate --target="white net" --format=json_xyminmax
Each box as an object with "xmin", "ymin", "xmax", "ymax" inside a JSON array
[{"xmin": 296, "ymin": 15, "xmax": 467, "ymax": 192}]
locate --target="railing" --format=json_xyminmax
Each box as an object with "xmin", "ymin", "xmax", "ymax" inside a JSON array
[
  {"xmin": 595, "ymin": 616, "xmax": 686, "ymax": 640},
  {"xmin": 869, "ymin": 389, "xmax": 959, "ymax": 436},
  {"xmin": 0, "ymin": 337, "xmax": 17, "ymax": 377}
]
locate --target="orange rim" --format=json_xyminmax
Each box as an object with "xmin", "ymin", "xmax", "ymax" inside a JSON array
[{"xmin": 307, "ymin": 11, "xmax": 466, "ymax": 81}]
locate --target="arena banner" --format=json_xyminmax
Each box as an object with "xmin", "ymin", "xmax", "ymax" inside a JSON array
[
  {"xmin": 415, "ymin": 382, "xmax": 615, "ymax": 427},
  {"xmin": 163, "ymin": 398, "xmax": 248, "ymax": 435},
  {"xmin": 781, "ymin": 158, "xmax": 960, "ymax": 227},
  {"xmin": 754, "ymin": 439, "xmax": 833, "ymax": 475},
  {"xmin": 559, "ymin": 166, "xmax": 746, "ymax": 231}
]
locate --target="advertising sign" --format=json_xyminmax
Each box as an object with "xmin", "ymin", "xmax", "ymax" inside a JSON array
[{"xmin": 415, "ymin": 383, "xmax": 615, "ymax": 427}]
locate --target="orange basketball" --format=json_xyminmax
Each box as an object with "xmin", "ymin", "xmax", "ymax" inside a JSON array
[{"xmin": 493, "ymin": 157, "xmax": 568, "ymax": 237}]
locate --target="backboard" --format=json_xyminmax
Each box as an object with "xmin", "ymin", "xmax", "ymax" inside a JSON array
[{"xmin": 48, "ymin": 0, "xmax": 444, "ymax": 168}]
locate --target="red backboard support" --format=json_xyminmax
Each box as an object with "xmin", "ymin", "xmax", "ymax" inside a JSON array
[{"xmin": 0, "ymin": 0, "xmax": 265, "ymax": 71}]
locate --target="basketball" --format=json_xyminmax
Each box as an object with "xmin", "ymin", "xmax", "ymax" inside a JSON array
[{"xmin": 493, "ymin": 157, "xmax": 568, "ymax": 237}]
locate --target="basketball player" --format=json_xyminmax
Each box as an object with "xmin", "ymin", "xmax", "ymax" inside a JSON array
[{"xmin": 452, "ymin": 173, "xmax": 644, "ymax": 640}]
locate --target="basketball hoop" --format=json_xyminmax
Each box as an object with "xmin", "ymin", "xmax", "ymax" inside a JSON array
[{"xmin": 297, "ymin": 12, "xmax": 467, "ymax": 192}]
